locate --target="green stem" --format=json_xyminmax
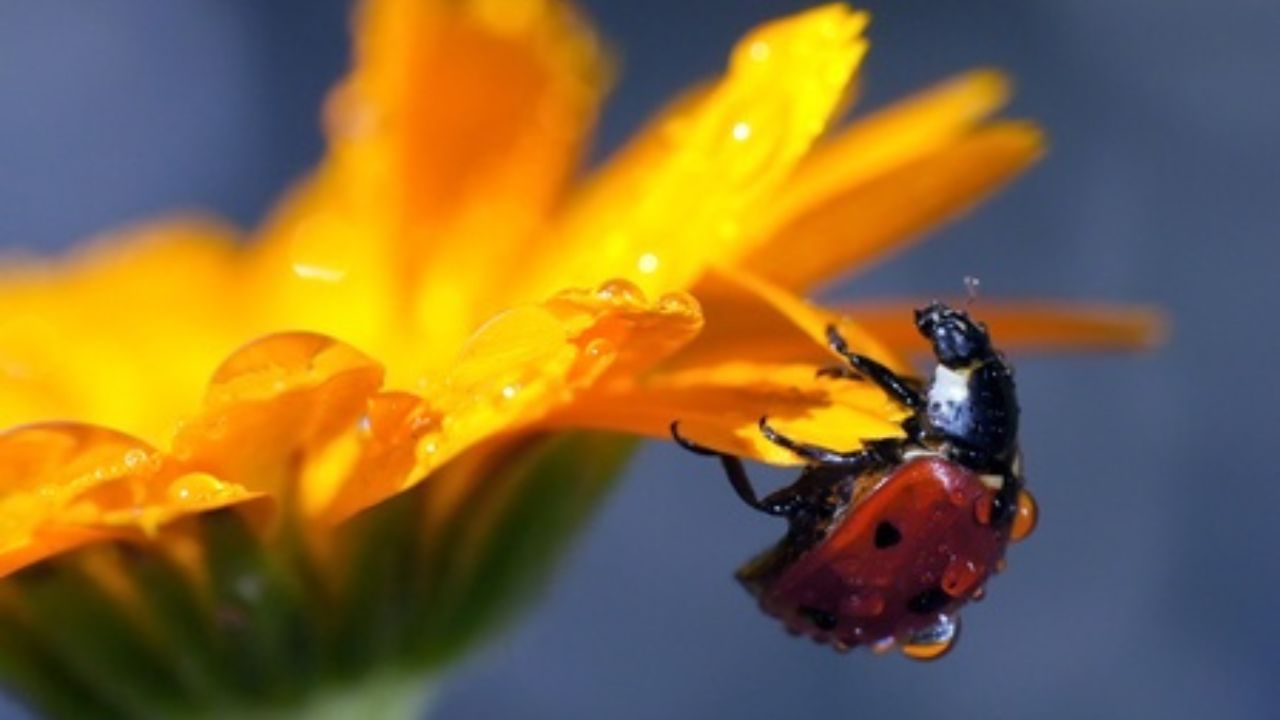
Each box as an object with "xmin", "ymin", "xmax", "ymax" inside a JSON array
[{"xmin": 204, "ymin": 674, "xmax": 437, "ymax": 720}]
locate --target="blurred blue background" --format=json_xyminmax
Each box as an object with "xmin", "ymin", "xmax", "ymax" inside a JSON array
[{"xmin": 2, "ymin": 0, "xmax": 1277, "ymax": 718}]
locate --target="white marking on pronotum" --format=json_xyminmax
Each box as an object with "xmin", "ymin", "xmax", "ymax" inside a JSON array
[{"xmin": 928, "ymin": 365, "xmax": 971, "ymax": 410}]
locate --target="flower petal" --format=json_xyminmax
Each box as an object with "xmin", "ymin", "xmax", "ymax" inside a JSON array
[
  {"xmin": 556, "ymin": 362, "xmax": 907, "ymax": 466},
  {"xmin": 516, "ymin": 4, "xmax": 868, "ymax": 301},
  {"xmin": 837, "ymin": 300, "xmax": 1168, "ymax": 355},
  {"xmin": 761, "ymin": 69, "xmax": 1011, "ymax": 239},
  {"xmin": 675, "ymin": 265, "xmax": 910, "ymax": 374},
  {"xmin": 0, "ymin": 220, "xmax": 246, "ymax": 443},
  {"xmin": 251, "ymin": 0, "xmax": 608, "ymax": 382},
  {"xmin": 0, "ymin": 424, "xmax": 258, "ymax": 576},
  {"xmin": 742, "ymin": 122, "xmax": 1044, "ymax": 290},
  {"xmin": 316, "ymin": 282, "xmax": 702, "ymax": 523},
  {"xmin": 171, "ymin": 333, "xmax": 385, "ymax": 502}
]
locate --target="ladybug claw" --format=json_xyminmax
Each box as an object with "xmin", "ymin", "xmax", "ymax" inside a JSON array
[
  {"xmin": 825, "ymin": 324, "xmax": 851, "ymax": 354},
  {"xmin": 669, "ymin": 421, "xmax": 718, "ymax": 457}
]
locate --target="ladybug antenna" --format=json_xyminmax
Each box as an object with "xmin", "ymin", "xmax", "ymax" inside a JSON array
[{"xmin": 962, "ymin": 275, "xmax": 982, "ymax": 308}]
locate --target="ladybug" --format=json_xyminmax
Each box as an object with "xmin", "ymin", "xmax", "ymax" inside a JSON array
[{"xmin": 672, "ymin": 302, "xmax": 1037, "ymax": 660}]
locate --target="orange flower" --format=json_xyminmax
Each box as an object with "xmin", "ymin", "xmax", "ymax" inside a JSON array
[
  {"xmin": 0, "ymin": 1, "xmax": 1155, "ymax": 573},
  {"xmin": 0, "ymin": 1, "xmax": 1159, "ymax": 714}
]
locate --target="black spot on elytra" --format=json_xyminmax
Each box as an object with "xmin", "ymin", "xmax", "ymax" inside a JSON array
[
  {"xmin": 906, "ymin": 587, "xmax": 951, "ymax": 615},
  {"xmin": 874, "ymin": 521, "xmax": 902, "ymax": 548},
  {"xmin": 799, "ymin": 606, "xmax": 838, "ymax": 631}
]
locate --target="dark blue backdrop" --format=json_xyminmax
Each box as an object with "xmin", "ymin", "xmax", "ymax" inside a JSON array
[{"xmin": 1, "ymin": 1, "xmax": 1277, "ymax": 718}]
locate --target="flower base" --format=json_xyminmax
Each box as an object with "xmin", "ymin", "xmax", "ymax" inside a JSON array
[{"xmin": 0, "ymin": 433, "xmax": 632, "ymax": 719}]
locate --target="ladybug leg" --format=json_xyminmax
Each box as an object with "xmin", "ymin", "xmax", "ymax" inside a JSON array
[
  {"xmin": 815, "ymin": 365, "xmax": 860, "ymax": 381},
  {"xmin": 670, "ymin": 422, "xmax": 797, "ymax": 516},
  {"xmin": 758, "ymin": 416, "xmax": 901, "ymax": 470},
  {"xmin": 825, "ymin": 324, "xmax": 925, "ymax": 411}
]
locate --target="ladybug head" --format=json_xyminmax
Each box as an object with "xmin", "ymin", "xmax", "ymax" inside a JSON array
[{"xmin": 914, "ymin": 302, "xmax": 993, "ymax": 368}]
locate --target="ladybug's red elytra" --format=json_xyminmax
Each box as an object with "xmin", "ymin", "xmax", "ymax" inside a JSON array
[{"xmin": 672, "ymin": 302, "xmax": 1036, "ymax": 660}]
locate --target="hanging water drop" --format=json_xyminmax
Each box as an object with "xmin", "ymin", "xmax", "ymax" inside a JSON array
[{"xmin": 901, "ymin": 614, "xmax": 961, "ymax": 662}]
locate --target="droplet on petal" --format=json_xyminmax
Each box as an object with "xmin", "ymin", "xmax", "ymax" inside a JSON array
[
  {"xmin": 637, "ymin": 252, "xmax": 660, "ymax": 274},
  {"xmin": 166, "ymin": 473, "xmax": 230, "ymax": 504},
  {"xmin": 655, "ymin": 291, "xmax": 701, "ymax": 318},
  {"xmin": 901, "ymin": 614, "xmax": 961, "ymax": 661},
  {"xmin": 289, "ymin": 214, "xmax": 353, "ymax": 283},
  {"xmin": 596, "ymin": 277, "xmax": 647, "ymax": 305},
  {"xmin": 206, "ymin": 332, "xmax": 381, "ymax": 408},
  {"xmin": 584, "ymin": 337, "xmax": 616, "ymax": 360},
  {"xmin": 0, "ymin": 423, "xmax": 159, "ymax": 499}
]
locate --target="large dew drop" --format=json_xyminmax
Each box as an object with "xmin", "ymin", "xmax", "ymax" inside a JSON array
[
  {"xmin": 206, "ymin": 332, "xmax": 380, "ymax": 408},
  {"xmin": 900, "ymin": 614, "xmax": 961, "ymax": 662}
]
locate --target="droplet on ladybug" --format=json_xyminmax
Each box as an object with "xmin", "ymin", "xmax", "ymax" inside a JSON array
[
  {"xmin": 900, "ymin": 614, "xmax": 961, "ymax": 662},
  {"xmin": 1010, "ymin": 489, "xmax": 1038, "ymax": 542}
]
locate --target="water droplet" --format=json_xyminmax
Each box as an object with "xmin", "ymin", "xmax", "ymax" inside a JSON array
[
  {"xmin": 356, "ymin": 414, "xmax": 373, "ymax": 436},
  {"xmin": 901, "ymin": 614, "xmax": 961, "ymax": 662},
  {"xmin": 584, "ymin": 337, "xmax": 615, "ymax": 360},
  {"xmin": 973, "ymin": 495, "xmax": 993, "ymax": 525},
  {"xmin": 122, "ymin": 448, "xmax": 154, "ymax": 471},
  {"xmin": 654, "ymin": 291, "xmax": 700, "ymax": 318},
  {"xmin": 207, "ymin": 332, "xmax": 377, "ymax": 407},
  {"xmin": 1010, "ymin": 489, "xmax": 1038, "ymax": 542},
  {"xmin": 289, "ymin": 215, "xmax": 352, "ymax": 283},
  {"xmin": 941, "ymin": 559, "xmax": 984, "ymax": 598},
  {"xmin": 596, "ymin": 278, "xmax": 646, "ymax": 305},
  {"xmin": 747, "ymin": 40, "xmax": 771, "ymax": 62},
  {"xmin": 731, "ymin": 121, "xmax": 752, "ymax": 142},
  {"xmin": 636, "ymin": 252, "xmax": 660, "ymax": 274},
  {"xmin": 839, "ymin": 591, "xmax": 884, "ymax": 618},
  {"xmin": 870, "ymin": 637, "xmax": 896, "ymax": 655},
  {"xmin": 971, "ymin": 586, "xmax": 986, "ymax": 602},
  {"xmin": 499, "ymin": 383, "xmax": 521, "ymax": 401},
  {"xmin": 166, "ymin": 473, "xmax": 229, "ymax": 504}
]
